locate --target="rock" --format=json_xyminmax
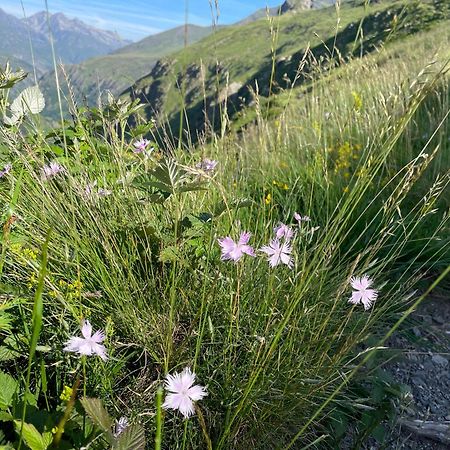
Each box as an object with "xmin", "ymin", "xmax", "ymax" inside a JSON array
[
  {"xmin": 431, "ymin": 355, "xmax": 448, "ymax": 367},
  {"xmin": 433, "ymin": 315, "xmax": 446, "ymax": 325},
  {"xmin": 412, "ymin": 327, "xmax": 422, "ymax": 337}
]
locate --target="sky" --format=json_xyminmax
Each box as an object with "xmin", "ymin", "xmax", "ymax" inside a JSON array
[{"xmin": 1, "ymin": 0, "xmax": 282, "ymax": 41}]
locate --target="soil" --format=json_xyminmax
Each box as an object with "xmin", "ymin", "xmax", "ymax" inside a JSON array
[{"xmin": 377, "ymin": 293, "xmax": 450, "ymax": 449}]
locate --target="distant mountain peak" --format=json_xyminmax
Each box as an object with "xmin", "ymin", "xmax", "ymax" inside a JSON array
[{"xmin": 24, "ymin": 11, "xmax": 127, "ymax": 46}]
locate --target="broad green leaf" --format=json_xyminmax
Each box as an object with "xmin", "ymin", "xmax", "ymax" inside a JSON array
[
  {"xmin": 0, "ymin": 411, "xmax": 12, "ymax": 421},
  {"xmin": 112, "ymin": 424, "xmax": 146, "ymax": 450},
  {"xmin": 0, "ymin": 372, "xmax": 18, "ymax": 408},
  {"xmin": 11, "ymin": 85, "xmax": 45, "ymax": 118},
  {"xmin": 80, "ymin": 397, "xmax": 114, "ymax": 442},
  {"xmin": 14, "ymin": 421, "xmax": 50, "ymax": 450}
]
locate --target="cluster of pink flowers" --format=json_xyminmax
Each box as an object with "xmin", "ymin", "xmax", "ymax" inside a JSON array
[
  {"xmin": 217, "ymin": 212, "xmax": 308, "ymax": 269},
  {"xmin": 63, "ymin": 321, "xmax": 207, "ymax": 419}
]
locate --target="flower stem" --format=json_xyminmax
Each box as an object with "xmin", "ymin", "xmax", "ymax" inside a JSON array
[{"xmin": 195, "ymin": 404, "xmax": 212, "ymax": 450}]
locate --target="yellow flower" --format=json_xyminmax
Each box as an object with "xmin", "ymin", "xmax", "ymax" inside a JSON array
[
  {"xmin": 49, "ymin": 290, "xmax": 58, "ymax": 298},
  {"xmin": 22, "ymin": 248, "xmax": 38, "ymax": 260},
  {"xmin": 343, "ymin": 186, "xmax": 350, "ymax": 193},
  {"xmin": 265, "ymin": 193, "xmax": 272, "ymax": 205},
  {"xmin": 60, "ymin": 385, "xmax": 73, "ymax": 402},
  {"xmin": 352, "ymin": 91, "xmax": 363, "ymax": 111}
]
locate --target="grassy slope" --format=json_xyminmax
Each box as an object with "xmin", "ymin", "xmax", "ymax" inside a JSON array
[
  {"xmin": 1, "ymin": 8, "xmax": 449, "ymax": 450},
  {"xmin": 39, "ymin": 25, "xmax": 214, "ymax": 120},
  {"xmin": 124, "ymin": 0, "xmax": 449, "ymax": 139}
]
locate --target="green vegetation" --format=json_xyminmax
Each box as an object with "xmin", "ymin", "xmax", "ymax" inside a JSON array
[
  {"xmin": 0, "ymin": 0, "xmax": 449, "ymax": 448},
  {"xmin": 40, "ymin": 25, "xmax": 214, "ymax": 121}
]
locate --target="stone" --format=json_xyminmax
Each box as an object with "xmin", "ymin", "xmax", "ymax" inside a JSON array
[{"xmin": 431, "ymin": 355, "xmax": 448, "ymax": 367}]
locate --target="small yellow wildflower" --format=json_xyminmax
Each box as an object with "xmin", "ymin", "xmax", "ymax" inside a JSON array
[
  {"xmin": 27, "ymin": 273, "xmax": 37, "ymax": 288},
  {"xmin": 352, "ymin": 91, "xmax": 363, "ymax": 111},
  {"xmin": 343, "ymin": 186, "xmax": 350, "ymax": 193},
  {"xmin": 60, "ymin": 385, "xmax": 73, "ymax": 402},
  {"xmin": 22, "ymin": 248, "xmax": 38, "ymax": 260},
  {"xmin": 49, "ymin": 290, "xmax": 58, "ymax": 298},
  {"xmin": 265, "ymin": 193, "xmax": 272, "ymax": 205}
]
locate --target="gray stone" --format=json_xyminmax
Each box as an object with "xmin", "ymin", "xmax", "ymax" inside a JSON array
[{"xmin": 431, "ymin": 354, "xmax": 448, "ymax": 367}]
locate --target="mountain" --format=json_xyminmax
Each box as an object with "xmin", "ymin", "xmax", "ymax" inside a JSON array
[
  {"xmin": 121, "ymin": 0, "xmax": 449, "ymax": 143},
  {"xmin": 239, "ymin": 0, "xmax": 335, "ymax": 24},
  {"xmin": 23, "ymin": 11, "xmax": 129, "ymax": 64},
  {"xmin": 0, "ymin": 8, "xmax": 129, "ymax": 78},
  {"xmin": 0, "ymin": 8, "xmax": 52, "ymax": 74},
  {"xmin": 39, "ymin": 24, "xmax": 214, "ymax": 119}
]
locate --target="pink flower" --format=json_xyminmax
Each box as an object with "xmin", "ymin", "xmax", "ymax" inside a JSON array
[
  {"xmin": 349, "ymin": 275, "xmax": 378, "ymax": 310},
  {"xmin": 274, "ymin": 223, "xmax": 294, "ymax": 241},
  {"xmin": 64, "ymin": 319, "xmax": 107, "ymax": 360},
  {"xmin": 260, "ymin": 239, "xmax": 293, "ymax": 268},
  {"xmin": 218, "ymin": 232, "xmax": 256, "ymax": 262},
  {"xmin": 196, "ymin": 159, "xmax": 218, "ymax": 172},
  {"xmin": 294, "ymin": 212, "xmax": 310, "ymax": 223},
  {"xmin": 163, "ymin": 367, "xmax": 207, "ymax": 419},
  {"xmin": 0, "ymin": 163, "xmax": 12, "ymax": 178},
  {"xmin": 133, "ymin": 138, "xmax": 152, "ymax": 154},
  {"xmin": 41, "ymin": 162, "xmax": 65, "ymax": 181}
]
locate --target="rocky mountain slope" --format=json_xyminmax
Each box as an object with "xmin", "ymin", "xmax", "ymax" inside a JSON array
[
  {"xmin": 122, "ymin": 0, "xmax": 449, "ymax": 143},
  {"xmin": 0, "ymin": 8, "xmax": 128, "ymax": 76},
  {"xmin": 39, "ymin": 24, "xmax": 214, "ymax": 119}
]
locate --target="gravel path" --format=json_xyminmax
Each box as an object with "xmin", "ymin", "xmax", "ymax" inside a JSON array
[{"xmin": 380, "ymin": 294, "xmax": 450, "ymax": 449}]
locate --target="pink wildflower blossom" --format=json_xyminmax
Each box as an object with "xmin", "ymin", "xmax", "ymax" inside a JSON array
[
  {"xmin": 163, "ymin": 367, "xmax": 207, "ymax": 419},
  {"xmin": 294, "ymin": 212, "xmax": 311, "ymax": 223},
  {"xmin": 349, "ymin": 275, "xmax": 378, "ymax": 310},
  {"xmin": 196, "ymin": 159, "xmax": 218, "ymax": 172},
  {"xmin": 260, "ymin": 239, "xmax": 293, "ymax": 268},
  {"xmin": 41, "ymin": 162, "xmax": 65, "ymax": 181},
  {"xmin": 0, "ymin": 163, "xmax": 12, "ymax": 178},
  {"xmin": 218, "ymin": 231, "xmax": 256, "ymax": 262},
  {"xmin": 274, "ymin": 223, "xmax": 295, "ymax": 241},
  {"xmin": 133, "ymin": 138, "xmax": 151, "ymax": 154},
  {"xmin": 64, "ymin": 319, "xmax": 107, "ymax": 360}
]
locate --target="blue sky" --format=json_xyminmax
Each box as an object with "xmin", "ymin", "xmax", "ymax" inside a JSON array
[{"xmin": 1, "ymin": 0, "xmax": 281, "ymax": 41}]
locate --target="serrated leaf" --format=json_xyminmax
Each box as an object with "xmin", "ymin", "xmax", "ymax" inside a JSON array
[
  {"xmin": 112, "ymin": 424, "xmax": 146, "ymax": 450},
  {"xmin": 0, "ymin": 411, "xmax": 12, "ymax": 421},
  {"xmin": 14, "ymin": 421, "xmax": 50, "ymax": 450},
  {"xmin": 10, "ymin": 85, "xmax": 45, "ymax": 118},
  {"xmin": 80, "ymin": 397, "xmax": 113, "ymax": 442},
  {"xmin": 0, "ymin": 372, "xmax": 18, "ymax": 408}
]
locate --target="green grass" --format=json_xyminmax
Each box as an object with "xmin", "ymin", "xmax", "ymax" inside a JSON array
[{"xmin": 0, "ymin": 2, "xmax": 449, "ymax": 449}]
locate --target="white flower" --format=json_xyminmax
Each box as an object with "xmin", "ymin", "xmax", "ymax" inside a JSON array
[
  {"xmin": 64, "ymin": 319, "xmax": 107, "ymax": 360},
  {"xmin": 260, "ymin": 239, "xmax": 293, "ymax": 268},
  {"xmin": 114, "ymin": 417, "xmax": 129, "ymax": 437},
  {"xmin": 163, "ymin": 367, "xmax": 207, "ymax": 419},
  {"xmin": 349, "ymin": 275, "xmax": 378, "ymax": 310}
]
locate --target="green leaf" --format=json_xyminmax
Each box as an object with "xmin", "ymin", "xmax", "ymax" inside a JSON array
[
  {"xmin": 0, "ymin": 411, "xmax": 13, "ymax": 421},
  {"xmin": 80, "ymin": 397, "xmax": 113, "ymax": 442},
  {"xmin": 112, "ymin": 424, "xmax": 146, "ymax": 450},
  {"xmin": 0, "ymin": 372, "xmax": 18, "ymax": 409},
  {"xmin": 14, "ymin": 421, "xmax": 51, "ymax": 450}
]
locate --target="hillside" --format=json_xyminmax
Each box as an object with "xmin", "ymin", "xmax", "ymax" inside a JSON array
[
  {"xmin": 39, "ymin": 24, "xmax": 214, "ymax": 119},
  {"xmin": 0, "ymin": 8, "xmax": 128, "ymax": 78},
  {"xmin": 122, "ymin": 0, "xmax": 450, "ymax": 142}
]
